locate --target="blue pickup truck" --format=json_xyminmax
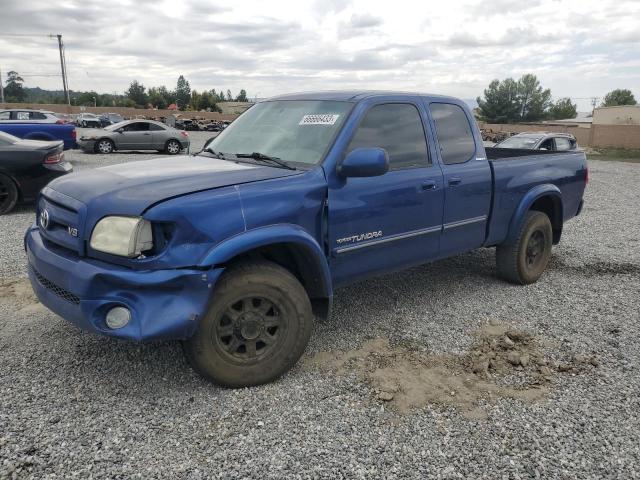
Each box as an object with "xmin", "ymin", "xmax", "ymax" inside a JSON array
[
  {"xmin": 0, "ymin": 123, "xmax": 77, "ymax": 150},
  {"xmin": 25, "ymin": 91, "xmax": 588, "ymax": 387}
]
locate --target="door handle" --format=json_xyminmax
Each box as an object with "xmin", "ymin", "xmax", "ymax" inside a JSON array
[
  {"xmin": 421, "ymin": 180, "xmax": 437, "ymax": 190},
  {"xmin": 142, "ymin": 133, "xmax": 151, "ymax": 135},
  {"xmin": 448, "ymin": 176, "xmax": 462, "ymax": 186}
]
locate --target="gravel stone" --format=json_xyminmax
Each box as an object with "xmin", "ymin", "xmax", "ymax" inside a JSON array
[{"xmin": 1, "ymin": 154, "xmax": 639, "ymax": 478}]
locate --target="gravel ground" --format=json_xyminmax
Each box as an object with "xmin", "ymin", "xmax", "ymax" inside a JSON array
[{"xmin": 1, "ymin": 145, "xmax": 639, "ymax": 478}]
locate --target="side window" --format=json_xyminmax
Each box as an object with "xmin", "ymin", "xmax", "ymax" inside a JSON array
[
  {"xmin": 148, "ymin": 123, "xmax": 164, "ymax": 131},
  {"xmin": 347, "ymin": 103, "xmax": 429, "ymax": 170},
  {"xmin": 0, "ymin": 112, "xmax": 10, "ymax": 120},
  {"xmin": 30, "ymin": 112, "xmax": 47, "ymax": 120},
  {"xmin": 16, "ymin": 111, "xmax": 30, "ymax": 120},
  {"xmin": 554, "ymin": 137, "xmax": 571, "ymax": 151},
  {"xmin": 124, "ymin": 122, "xmax": 148, "ymax": 132},
  {"xmin": 429, "ymin": 103, "xmax": 476, "ymax": 165},
  {"xmin": 539, "ymin": 138, "xmax": 554, "ymax": 151}
]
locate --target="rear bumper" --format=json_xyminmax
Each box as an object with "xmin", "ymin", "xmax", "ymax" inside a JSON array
[{"xmin": 25, "ymin": 226, "xmax": 223, "ymax": 341}]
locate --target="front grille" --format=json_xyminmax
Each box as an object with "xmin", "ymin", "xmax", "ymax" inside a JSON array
[
  {"xmin": 38, "ymin": 194, "xmax": 83, "ymax": 254},
  {"xmin": 32, "ymin": 268, "xmax": 80, "ymax": 305}
]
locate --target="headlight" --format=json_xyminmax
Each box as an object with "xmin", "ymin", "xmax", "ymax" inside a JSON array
[{"xmin": 90, "ymin": 216, "xmax": 153, "ymax": 257}]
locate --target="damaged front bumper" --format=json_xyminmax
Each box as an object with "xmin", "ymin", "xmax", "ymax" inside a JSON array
[{"xmin": 25, "ymin": 226, "xmax": 223, "ymax": 341}]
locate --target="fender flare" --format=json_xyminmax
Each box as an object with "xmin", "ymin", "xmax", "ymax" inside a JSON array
[
  {"xmin": 23, "ymin": 131, "xmax": 56, "ymax": 142},
  {"xmin": 505, "ymin": 184, "xmax": 563, "ymax": 245},
  {"xmin": 198, "ymin": 224, "xmax": 333, "ymax": 299}
]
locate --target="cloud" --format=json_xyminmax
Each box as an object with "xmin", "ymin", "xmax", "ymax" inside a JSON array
[{"xmin": 0, "ymin": 0, "xmax": 638, "ymax": 110}]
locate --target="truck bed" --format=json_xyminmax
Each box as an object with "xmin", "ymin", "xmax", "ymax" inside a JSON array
[
  {"xmin": 484, "ymin": 148, "xmax": 588, "ymax": 246},
  {"xmin": 485, "ymin": 147, "xmax": 575, "ymax": 160}
]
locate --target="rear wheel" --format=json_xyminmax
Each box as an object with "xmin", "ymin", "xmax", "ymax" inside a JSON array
[
  {"xmin": 496, "ymin": 211, "xmax": 553, "ymax": 284},
  {"xmin": 165, "ymin": 139, "xmax": 181, "ymax": 155},
  {"xmin": 95, "ymin": 139, "xmax": 114, "ymax": 154},
  {"xmin": 184, "ymin": 260, "xmax": 313, "ymax": 387},
  {"xmin": 0, "ymin": 174, "xmax": 19, "ymax": 215}
]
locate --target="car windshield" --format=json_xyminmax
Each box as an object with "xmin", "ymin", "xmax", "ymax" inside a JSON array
[
  {"xmin": 496, "ymin": 135, "xmax": 542, "ymax": 149},
  {"xmin": 105, "ymin": 121, "xmax": 129, "ymax": 131},
  {"xmin": 204, "ymin": 100, "xmax": 353, "ymax": 167}
]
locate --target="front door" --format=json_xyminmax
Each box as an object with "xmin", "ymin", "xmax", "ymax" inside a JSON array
[
  {"xmin": 119, "ymin": 121, "xmax": 151, "ymax": 149},
  {"xmin": 328, "ymin": 101, "xmax": 444, "ymax": 286},
  {"xmin": 427, "ymin": 102, "xmax": 492, "ymax": 257}
]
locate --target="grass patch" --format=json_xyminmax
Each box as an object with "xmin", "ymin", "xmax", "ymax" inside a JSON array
[{"xmin": 587, "ymin": 148, "xmax": 640, "ymax": 163}]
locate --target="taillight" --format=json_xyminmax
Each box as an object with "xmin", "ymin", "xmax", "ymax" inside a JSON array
[
  {"xmin": 44, "ymin": 151, "xmax": 64, "ymax": 164},
  {"xmin": 55, "ymin": 119, "xmax": 64, "ymax": 124},
  {"xmin": 180, "ymin": 131, "xmax": 189, "ymax": 137},
  {"xmin": 71, "ymin": 129, "xmax": 77, "ymax": 140}
]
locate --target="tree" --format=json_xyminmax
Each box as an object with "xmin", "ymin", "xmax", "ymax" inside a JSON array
[
  {"xmin": 226, "ymin": 89, "xmax": 233, "ymax": 101},
  {"xmin": 148, "ymin": 86, "xmax": 172, "ymax": 109},
  {"xmin": 601, "ymin": 89, "xmax": 637, "ymax": 107},
  {"xmin": 218, "ymin": 88, "xmax": 226, "ymax": 102},
  {"xmin": 76, "ymin": 91, "xmax": 101, "ymax": 107},
  {"xmin": 4, "ymin": 71, "xmax": 26, "ymax": 102},
  {"xmin": 126, "ymin": 80, "xmax": 148, "ymax": 107},
  {"xmin": 175, "ymin": 75, "xmax": 191, "ymax": 110},
  {"xmin": 236, "ymin": 89, "xmax": 248, "ymax": 102},
  {"xmin": 517, "ymin": 74, "xmax": 552, "ymax": 121},
  {"xmin": 476, "ymin": 78, "xmax": 520, "ymax": 123},
  {"xmin": 548, "ymin": 98, "xmax": 577, "ymax": 120},
  {"xmin": 477, "ymin": 74, "xmax": 552, "ymax": 123}
]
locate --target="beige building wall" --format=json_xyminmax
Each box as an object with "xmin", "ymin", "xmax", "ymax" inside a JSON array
[{"xmin": 593, "ymin": 106, "xmax": 640, "ymax": 125}]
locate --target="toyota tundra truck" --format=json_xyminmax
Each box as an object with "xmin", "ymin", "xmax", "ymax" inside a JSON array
[{"xmin": 25, "ymin": 91, "xmax": 588, "ymax": 387}]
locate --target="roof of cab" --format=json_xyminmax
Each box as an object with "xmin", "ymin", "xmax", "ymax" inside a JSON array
[{"xmin": 266, "ymin": 90, "xmax": 462, "ymax": 103}]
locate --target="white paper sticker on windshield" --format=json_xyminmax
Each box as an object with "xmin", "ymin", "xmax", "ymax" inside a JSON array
[{"xmin": 299, "ymin": 114, "xmax": 340, "ymax": 125}]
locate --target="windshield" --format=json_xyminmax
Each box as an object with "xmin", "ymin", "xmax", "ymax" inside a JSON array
[
  {"xmin": 204, "ymin": 100, "xmax": 353, "ymax": 166},
  {"xmin": 0, "ymin": 131, "xmax": 19, "ymax": 144},
  {"xmin": 105, "ymin": 121, "xmax": 128, "ymax": 131},
  {"xmin": 496, "ymin": 135, "xmax": 542, "ymax": 149}
]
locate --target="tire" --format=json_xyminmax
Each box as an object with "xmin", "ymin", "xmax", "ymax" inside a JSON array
[
  {"xmin": 95, "ymin": 139, "xmax": 115, "ymax": 154},
  {"xmin": 496, "ymin": 211, "xmax": 553, "ymax": 285},
  {"xmin": 0, "ymin": 173, "xmax": 19, "ymax": 215},
  {"xmin": 165, "ymin": 139, "xmax": 182, "ymax": 155},
  {"xmin": 184, "ymin": 260, "xmax": 314, "ymax": 387}
]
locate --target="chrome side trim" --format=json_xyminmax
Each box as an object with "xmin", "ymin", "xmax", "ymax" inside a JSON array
[
  {"xmin": 334, "ymin": 225, "xmax": 441, "ymax": 254},
  {"xmin": 443, "ymin": 215, "xmax": 487, "ymax": 230}
]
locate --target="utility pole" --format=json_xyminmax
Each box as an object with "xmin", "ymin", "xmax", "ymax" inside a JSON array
[
  {"xmin": 590, "ymin": 97, "xmax": 600, "ymax": 114},
  {"xmin": 0, "ymin": 66, "xmax": 4, "ymax": 104},
  {"xmin": 54, "ymin": 34, "xmax": 71, "ymax": 106}
]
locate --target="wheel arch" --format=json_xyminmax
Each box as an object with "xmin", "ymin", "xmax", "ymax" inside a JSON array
[
  {"xmin": 23, "ymin": 131, "xmax": 55, "ymax": 142},
  {"xmin": 506, "ymin": 185, "xmax": 563, "ymax": 245},
  {"xmin": 199, "ymin": 225, "xmax": 333, "ymax": 320}
]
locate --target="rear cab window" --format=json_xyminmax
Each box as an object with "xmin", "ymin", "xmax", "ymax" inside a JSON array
[
  {"xmin": 347, "ymin": 103, "xmax": 429, "ymax": 170},
  {"xmin": 429, "ymin": 103, "xmax": 476, "ymax": 164}
]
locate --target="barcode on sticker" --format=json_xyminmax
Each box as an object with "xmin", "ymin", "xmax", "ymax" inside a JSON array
[{"xmin": 299, "ymin": 114, "xmax": 340, "ymax": 125}]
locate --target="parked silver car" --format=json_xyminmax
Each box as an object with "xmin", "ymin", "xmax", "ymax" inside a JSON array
[
  {"xmin": 0, "ymin": 109, "xmax": 62, "ymax": 124},
  {"xmin": 77, "ymin": 120, "xmax": 190, "ymax": 154}
]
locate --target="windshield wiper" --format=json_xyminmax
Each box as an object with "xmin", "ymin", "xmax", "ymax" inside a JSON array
[
  {"xmin": 234, "ymin": 152, "xmax": 296, "ymax": 170},
  {"xmin": 201, "ymin": 147, "xmax": 227, "ymax": 159}
]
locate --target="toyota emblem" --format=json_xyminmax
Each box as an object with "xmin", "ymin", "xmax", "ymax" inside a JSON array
[{"xmin": 40, "ymin": 209, "xmax": 50, "ymax": 229}]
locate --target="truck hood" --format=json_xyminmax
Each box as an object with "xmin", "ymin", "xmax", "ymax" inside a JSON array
[{"xmin": 46, "ymin": 154, "xmax": 302, "ymax": 217}]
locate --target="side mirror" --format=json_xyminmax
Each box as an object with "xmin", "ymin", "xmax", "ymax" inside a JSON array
[
  {"xmin": 338, "ymin": 147, "xmax": 389, "ymax": 178},
  {"xmin": 115, "ymin": 128, "xmax": 124, "ymax": 134}
]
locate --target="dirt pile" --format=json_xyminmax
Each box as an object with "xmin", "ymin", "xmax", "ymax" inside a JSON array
[{"xmin": 307, "ymin": 321, "xmax": 598, "ymax": 416}]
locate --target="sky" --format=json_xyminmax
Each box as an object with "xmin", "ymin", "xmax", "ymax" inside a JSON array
[{"xmin": 0, "ymin": 0, "xmax": 639, "ymax": 111}]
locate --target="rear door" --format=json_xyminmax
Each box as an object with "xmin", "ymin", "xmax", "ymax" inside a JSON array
[
  {"xmin": 148, "ymin": 122, "xmax": 168, "ymax": 149},
  {"xmin": 328, "ymin": 100, "xmax": 444, "ymax": 285},
  {"xmin": 427, "ymin": 102, "xmax": 492, "ymax": 256}
]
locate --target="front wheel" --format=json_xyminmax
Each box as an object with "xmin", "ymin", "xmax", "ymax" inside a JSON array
[
  {"xmin": 95, "ymin": 139, "xmax": 114, "ymax": 154},
  {"xmin": 184, "ymin": 260, "xmax": 313, "ymax": 387},
  {"xmin": 165, "ymin": 139, "xmax": 182, "ymax": 155},
  {"xmin": 496, "ymin": 211, "xmax": 553, "ymax": 284}
]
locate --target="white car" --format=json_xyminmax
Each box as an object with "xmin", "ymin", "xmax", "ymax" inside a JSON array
[
  {"xmin": 0, "ymin": 109, "xmax": 61, "ymax": 124},
  {"xmin": 76, "ymin": 113, "xmax": 102, "ymax": 128}
]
